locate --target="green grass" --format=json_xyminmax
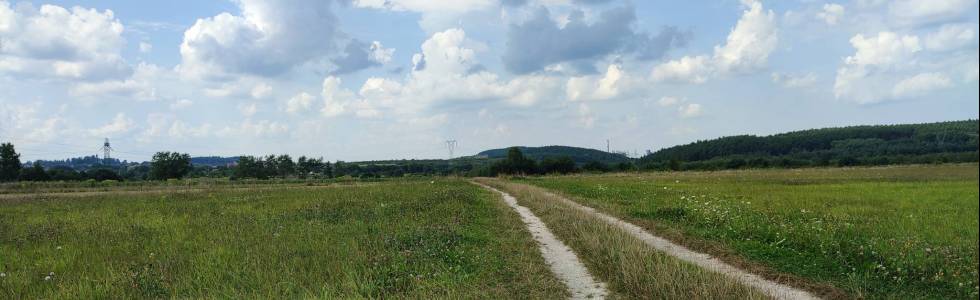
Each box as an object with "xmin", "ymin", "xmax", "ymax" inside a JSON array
[
  {"xmin": 517, "ymin": 164, "xmax": 979, "ymax": 299},
  {"xmin": 0, "ymin": 179, "xmax": 566, "ymax": 298},
  {"xmin": 0, "ymin": 176, "xmax": 383, "ymax": 195}
]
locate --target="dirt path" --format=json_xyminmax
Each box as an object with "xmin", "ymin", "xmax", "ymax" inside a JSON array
[
  {"xmin": 473, "ymin": 182, "xmax": 608, "ymax": 300},
  {"xmin": 534, "ymin": 187, "xmax": 819, "ymax": 300}
]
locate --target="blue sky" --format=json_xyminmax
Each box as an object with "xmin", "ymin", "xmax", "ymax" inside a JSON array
[{"xmin": 1, "ymin": 0, "xmax": 978, "ymax": 161}]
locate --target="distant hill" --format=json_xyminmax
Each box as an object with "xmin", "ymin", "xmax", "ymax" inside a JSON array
[
  {"xmin": 639, "ymin": 120, "xmax": 979, "ymax": 170},
  {"xmin": 477, "ymin": 145, "xmax": 632, "ymax": 165},
  {"xmin": 191, "ymin": 156, "xmax": 239, "ymax": 167}
]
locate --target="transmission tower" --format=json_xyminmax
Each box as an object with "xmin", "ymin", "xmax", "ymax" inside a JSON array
[
  {"xmin": 101, "ymin": 138, "xmax": 113, "ymax": 164},
  {"xmin": 445, "ymin": 140, "xmax": 458, "ymax": 159}
]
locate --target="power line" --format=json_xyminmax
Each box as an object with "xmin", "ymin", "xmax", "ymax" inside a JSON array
[
  {"xmin": 101, "ymin": 138, "xmax": 113, "ymax": 164},
  {"xmin": 445, "ymin": 139, "xmax": 458, "ymax": 160}
]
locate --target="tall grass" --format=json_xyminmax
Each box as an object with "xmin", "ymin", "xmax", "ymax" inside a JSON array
[
  {"xmin": 0, "ymin": 179, "xmax": 565, "ymax": 298},
  {"xmin": 520, "ymin": 164, "xmax": 980, "ymax": 299}
]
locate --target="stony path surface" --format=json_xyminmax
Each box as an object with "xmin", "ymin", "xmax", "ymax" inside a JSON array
[{"xmin": 473, "ymin": 182, "xmax": 609, "ymax": 300}]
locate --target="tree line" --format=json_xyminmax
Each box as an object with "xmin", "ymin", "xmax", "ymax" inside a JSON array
[
  {"xmin": 638, "ymin": 120, "xmax": 979, "ymax": 171},
  {"xmin": 4, "ymin": 119, "xmax": 975, "ymax": 182},
  {"xmin": 476, "ymin": 147, "xmax": 633, "ymax": 176},
  {"xmin": 0, "ymin": 144, "xmax": 198, "ymax": 182},
  {"xmin": 1, "ymin": 143, "xmax": 631, "ymax": 183}
]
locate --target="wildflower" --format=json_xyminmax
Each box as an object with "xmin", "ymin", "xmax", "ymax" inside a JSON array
[
  {"xmin": 56, "ymin": 246, "xmax": 62, "ymax": 250},
  {"xmin": 44, "ymin": 275, "xmax": 52, "ymax": 281},
  {"xmin": 0, "ymin": 272, "xmax": 5, "ymax": 277}
]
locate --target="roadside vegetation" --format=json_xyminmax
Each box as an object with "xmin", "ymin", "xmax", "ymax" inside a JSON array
[
  {"xmin": 518, "ymin": 164, "xmax": 979, "ymax": 299},
  {"xmin": 0, "ymin": 180, "xmax": 566, "ymax": 298}
]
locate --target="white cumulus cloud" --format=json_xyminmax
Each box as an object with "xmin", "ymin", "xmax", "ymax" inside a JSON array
[
  {"xmin": 178, "ymin": 0, "xmax": 343, "ymax": 79},
  {"xmin": 678, "ymin": 103, "xmax": 703, "ymax": 118},
  {"xmin": 566, "ymin": 64, "xmax": 624, "ymax": 101},
  {"xmin": 888, "ymin": 0, "xmax": 977, "ymax": 26},
  {"xmin": 89, "ymin": 113, "xmax": 134, "ymax": 137},
  {"xmin": 845, "ymin": 32, "xmax": 921, "ymax": 67},
  {"xmin": 891, "ymin": 72, "xmax": 952, "ymax": 98},
  {"xmin": 0, "ymin": 2, "xmax": 130, "ymax": 80},
  {"xmin": 652, "ymin": 0, "xmax": 777, "ymax": 83},
  {"xmin": 834, "ymin": 31, "xmax": 930, "ymax": 103},
  {"xmin": 772, "ymin": 72, "xmax": 818, "ymax": 88},
  {"xmin": 286, "ymin": 92, "xmax": 315, "ymax": 114},
  {"xmin": 651, "ymin": 55, "xmax": 710, "ymax": 83},
  {"xmin": 816, "ymin": 3, "xmax": 845, "ymax": 25},
  {"xmin": 712, "ymin": 0, "xmax": 778, "ymax": 73},
  {"xmin": 924, "ymin": 23, "xmax": 977, "ymax": 52}
]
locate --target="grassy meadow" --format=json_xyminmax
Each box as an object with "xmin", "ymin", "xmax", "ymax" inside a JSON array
[
  {"xmin": 518, "ymin": 164, "xmax": 980, "ymax": 299},
  {"xmin": 0, "ymin": 179, "xmax": 566, "ymax": 298}
]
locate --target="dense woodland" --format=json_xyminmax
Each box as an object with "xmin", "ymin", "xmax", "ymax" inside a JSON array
[
  {"xmin": 478, "ymin": 145, "xmax": 631, "ymax": 165},
  {"xmin": 638, "ymin": 120, "xmax": 978, "ymax": 170},
  {"xmin": 1, "ymin": 120, "xmax": 977, "ymax": 182}
]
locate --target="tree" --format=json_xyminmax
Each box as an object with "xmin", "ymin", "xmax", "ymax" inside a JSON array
[
  {"xmin": 233, "ymin": 156, "xmax": 268, "ymax": 179},
  {"xmin": 0, "ymin": 143, "xmax": 22, "ymax": 182},
  {"xmin": 490, "ymin": 147, "xmax": 538, "ymax": 175},
  {"xmin": 582, "ymin": 160, "xmax": 610, "ymax": 172},
  {"xmin": 540, "ymin": 156, "xmax": 576, "ymax": 174},
  {"xmin": 149, "ymin": 151, "xmax": 192, "ymax": 180},
  {"xmin": 725, "ymin": 158, "xmax": 747, "ymax": 169},
  {"xmin": 275, "ymin": 155, "xmax": 295, "ymax": 178},
  {"xmin": 88, "ymin": 168, "xmax": 121, "ymax": 181},
  {"xmin": 263, "ymin": 155, "xmax": 279, "ymax": 177},
  {"xmin": 19, "ymin": 161, "xmax": 50, "ymax": 181},
  {"xmin": 296, "ymin": 156, "xmax": 310, "ymax": 178},
  {"xmin": 47, "ymin": 166, "xmax": 82, "ymax": 181},
  {"xmin": 297, "ymin": 156, "xmax": 329, "ymax": 178},
  {"xmin": 614, "ymin": 162, "xmax": 634, "ymax": 172}
]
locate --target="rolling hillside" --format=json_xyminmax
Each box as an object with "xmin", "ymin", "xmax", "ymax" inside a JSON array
[
  {"xmin": 639, "ymin": 120, "xmax": 979, "ymax": 170},
  {"xmin": 477, "ymin": 145, "xmax": 632, "ymax": 165}
]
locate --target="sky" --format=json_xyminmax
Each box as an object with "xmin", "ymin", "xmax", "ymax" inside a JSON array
[{"xmin": 1, "ymin": 0, "xmax": 978, "ymax": 162}]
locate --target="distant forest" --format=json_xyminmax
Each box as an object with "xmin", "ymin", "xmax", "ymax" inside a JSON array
[
  {"xmin": 478, "ymin": 145, "xmax": 631, "ymax": 165},
  {"xmin": 33, "ymin": 155, "xmax": 127, "ymax": 169},
  {"xmin": 638, "ymin": 120, "xmax": 978, "ymax": 171},
  {"xmin": 3, "ymin": 120, "xmax": 977, "ymax": 182}
]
